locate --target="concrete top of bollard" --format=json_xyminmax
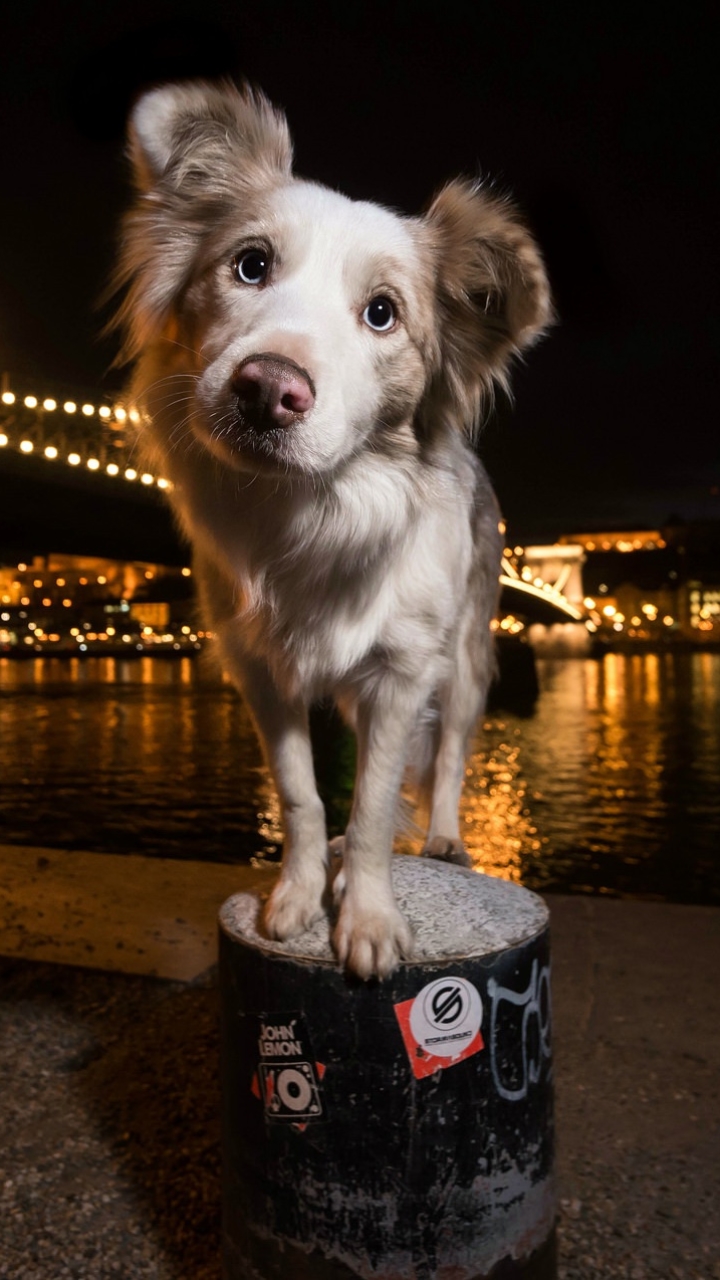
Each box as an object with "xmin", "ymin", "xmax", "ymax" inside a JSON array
[{"xmin": 219, "ymin": 856, "xmax": 548, "ymax": 964}]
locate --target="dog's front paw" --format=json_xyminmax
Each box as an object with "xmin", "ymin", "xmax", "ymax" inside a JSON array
[
  {"xmin": 263, "ymin": 871, "xmax": 326, "ymax": 941},
  {"xmin": 421, "ymin": 836, "xmax": 473, "ymax": 868},
  {"xmin": 333, "ymin": 891, "xmax": 413, "ymax": 980}
]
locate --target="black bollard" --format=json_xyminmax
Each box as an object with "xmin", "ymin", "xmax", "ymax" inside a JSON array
[{"xmin": 220, "ymin": 857, "xmax": 556, "ymax": 1280}]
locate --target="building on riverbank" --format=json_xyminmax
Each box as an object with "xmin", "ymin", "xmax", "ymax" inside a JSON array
[{"xmin": 560, "ymin": 519, "xmax": 720, "ymax": 645}]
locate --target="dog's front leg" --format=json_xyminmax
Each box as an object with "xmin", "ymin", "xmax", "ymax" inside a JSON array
[
  {"xmin": 232, "ymin": 657, "xmax": 329, "ymax": 940},
  {"xmin": 333, "ymin": 680, "xmax": 424, "ymax": 979}
]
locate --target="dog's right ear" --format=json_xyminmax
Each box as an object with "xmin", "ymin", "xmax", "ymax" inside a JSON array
[
  {"xmin": 113, "ymin": 82, "xmax": 292, "ymax": 362},
  {"xmin": 128, "ymin": 80, "xmax": 293, "ymax": 193}
]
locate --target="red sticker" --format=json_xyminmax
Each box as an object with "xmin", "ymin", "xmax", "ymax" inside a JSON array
[{"xmin": 394, "ymin": 977, "xmax": 484, "ymax": 1080}]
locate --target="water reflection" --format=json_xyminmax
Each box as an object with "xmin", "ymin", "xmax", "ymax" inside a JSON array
[{"xmin": 0, "ymin": 652, "xmax": 718, "ymax": 903}]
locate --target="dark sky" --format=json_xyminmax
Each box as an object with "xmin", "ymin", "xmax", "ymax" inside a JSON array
[{"xmin": 0, "ymin": 1, "xmax": 717, "ymax": 537}]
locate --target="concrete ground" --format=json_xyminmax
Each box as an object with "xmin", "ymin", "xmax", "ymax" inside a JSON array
[{"xmin": 0, "ymin": 845, "xmax": 718, "ymax": 1279}]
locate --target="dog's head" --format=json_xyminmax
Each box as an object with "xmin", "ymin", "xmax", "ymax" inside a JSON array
[{"xmin": 116, "ymin": 81, "xmax": 550, "ymax": 477}]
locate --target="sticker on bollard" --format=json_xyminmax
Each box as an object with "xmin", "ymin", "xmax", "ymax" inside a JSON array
[
  {"xmin": 394, "ymin": 975, "xmax": 485, "ymax": 1079},
  {"xmin": 251, "ymin": 1012, "xmax": 326, "ymax": 1123}
]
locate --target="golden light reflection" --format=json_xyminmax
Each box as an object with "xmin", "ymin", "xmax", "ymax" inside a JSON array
[{"xmin": 459, "ymin": 731, "xmax": 543, "ymax": 882}]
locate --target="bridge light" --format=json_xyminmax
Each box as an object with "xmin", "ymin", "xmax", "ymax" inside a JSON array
[
  {"xmin": 1, "ymin": 391, "xmax": 15, "ymax": 404},
  {"xmin": 98, "ymin": 406, "xmax": 111, "ymax": 419},
  {"xmin": 24, "ymin": 395, "xmax": 38, "ymax": 408},
  {"xmin": 157, "ymin": 477, "xmax": 170, "ymax": 489},
  {"xmin": 124, "ymin": 468, "xmax": 137, "ymax": 480},
  {"xmin": 42, "ymin": 398, "xmax": 57, "ymax": 411},
  {"xmin": 129, "ymin": 408, "xmax": 140, "ymax": 423},
  {"xmin": 86, "ymin": 458, "xmax": 100, "ymax": 470},
  {"xmin": 0, "ymin": 434, "xmax": 8, "ymax": 447},
  {"xmin": 114, "ymin": 406, "xmax": 127, "ymax": 422},
  {"xmin": 602, "ymin": 604, "xmax": 616, "ymax": 617},
  {"xmin": 20, "ymin": 439, "xmax": 34, "ymax": 453},
  {"xmin": 63, "ymin": 401, "xmax": 77, "ymax": 414},
  {"xmin": 62, "ymin": 599, "xmax": 72, "ymax": 607},
  {"xmin": 82, "ymin": 403, "xmax": 95, "ymax": 416},
  {"xmin": 97, "ymin": 575, "xmax": 107, "ymax": 585},
  {"xmin": 44, "ymin": 445, "xmax": 58, "ymax": 459},
  {"xmin": 68, "ymin": 453, "xmax": 81, "ymax": 465},
  {"xmin": 140, "ymin": 472, "xmax": 154, "ymax": 485},
  {"xmin": 181, "ymin": 567, "xmax": 191, "ymax": 577},
  {"xmin": 106, "ymin": 463, "xmax": 119, "ymax": 476}
]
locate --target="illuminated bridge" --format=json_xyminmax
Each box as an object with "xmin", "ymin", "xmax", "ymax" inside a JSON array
[
  {"xmin": 0, "ymin": 380, "xmax": 184, "ymax": 565},
  {"xmin": 0, "ymin": 379, "xmax": 587, "ymax": 625}
]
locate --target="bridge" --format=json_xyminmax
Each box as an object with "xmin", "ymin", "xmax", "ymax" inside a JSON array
[{"xmin": 0, "ymin": 380, "xmax": 586, "ymax": 625}]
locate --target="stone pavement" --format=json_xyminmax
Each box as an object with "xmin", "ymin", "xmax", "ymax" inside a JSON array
[{"xmin": 0, "ymin": 845, "xmax": 718, "ymax": 1279}]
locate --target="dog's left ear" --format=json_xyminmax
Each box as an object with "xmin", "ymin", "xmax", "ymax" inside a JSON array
[{"xmin": 424, "ymin": 179, "xmax": 552, "ymax": 429}]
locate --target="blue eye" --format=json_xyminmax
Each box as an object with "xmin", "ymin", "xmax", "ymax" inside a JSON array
[
  {"xmin": 363, "ymin": 296, "xmax": 396, "ymax": 331},
  {"xmin": 233, "ymin": 248, "xmax": 271, "ymax": 285}
]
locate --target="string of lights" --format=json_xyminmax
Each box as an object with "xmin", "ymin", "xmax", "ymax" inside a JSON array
[{"xmin": 0, "ymin": 382, "xmax": 172, "ymax": 490}]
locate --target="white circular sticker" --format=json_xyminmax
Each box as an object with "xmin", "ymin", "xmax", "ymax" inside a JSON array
[
  {"xmin": 277, "ymin": 1067, "xmax": 313, "ymax": 1112},
  {"xmin": 409, "ymin": 977, "xmax": 483, "ymax": 1058}
]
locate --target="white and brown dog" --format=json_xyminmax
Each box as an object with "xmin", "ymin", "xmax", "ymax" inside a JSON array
[{"xmin": 115, "ymin": 81, "xmax": 550, "ymax": 978}]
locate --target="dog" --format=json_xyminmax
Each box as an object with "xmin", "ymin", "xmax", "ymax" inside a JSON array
[{"xmin": 114, "ymin": 81, "xmax": 551, "ymax": 978}]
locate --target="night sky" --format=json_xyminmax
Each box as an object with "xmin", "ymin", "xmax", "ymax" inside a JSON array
[{"xmin": 1, "ymin": 1, "xmax": 717, "ymax": 539}]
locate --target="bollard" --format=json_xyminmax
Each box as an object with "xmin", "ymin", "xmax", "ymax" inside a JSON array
[{"xmin": 220, "ymin": 856, "xmax": 556, "ymax": 1280}]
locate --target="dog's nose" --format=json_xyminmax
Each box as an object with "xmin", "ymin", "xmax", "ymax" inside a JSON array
[{"xmin": 231, "ymin": 355, "xmax": 315, "ymax": 430}]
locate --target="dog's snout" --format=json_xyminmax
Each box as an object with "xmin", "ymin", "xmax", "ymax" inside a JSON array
[{"xmin": 231, "ymin": 355, "xmax": 315, "ymax": 430}]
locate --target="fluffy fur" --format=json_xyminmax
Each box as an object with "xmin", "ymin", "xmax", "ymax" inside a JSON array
[{"xmin": 115, "ymin": 81, "xmax": 551, "ymax": 978}]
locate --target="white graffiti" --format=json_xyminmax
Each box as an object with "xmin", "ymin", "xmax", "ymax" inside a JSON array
[{"xmin": 487, "ymin": 960, "xmax": 552, "ymax": 1102}]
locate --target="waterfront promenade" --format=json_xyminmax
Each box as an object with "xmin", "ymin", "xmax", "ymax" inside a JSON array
[{"xmin": 0, "ymin": 845, "xmax": 718, "ymax": 1279}]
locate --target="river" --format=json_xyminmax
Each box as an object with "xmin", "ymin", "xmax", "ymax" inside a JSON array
[{"xmin": 1, "ymin": 650, "xmax": 718, "ymax": 904}]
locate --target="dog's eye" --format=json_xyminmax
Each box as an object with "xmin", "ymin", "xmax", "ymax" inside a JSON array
[
  {"xmin": 363, "ymin": 296, "xmax": 396, "ymax": 332},
  {"xmin": 232, "ymin": 248, "xmax": 271, "ymax": 286}
]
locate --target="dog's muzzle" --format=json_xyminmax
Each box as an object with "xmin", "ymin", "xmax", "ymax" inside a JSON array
[{"xmin": 230, "ymin": 354, "xmax": 316, "ymax": 432}]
